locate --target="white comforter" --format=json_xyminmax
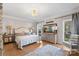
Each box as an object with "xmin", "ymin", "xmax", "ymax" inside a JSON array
[
  {"xmin": 15, "ymin": 35, "xmax": 40, "ymax": 49},
  {"xmin": 26, "ymin": 45, "xmax": 65, "ymax": 56}
]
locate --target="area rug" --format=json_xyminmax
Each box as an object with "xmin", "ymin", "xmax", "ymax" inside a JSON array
[{"xmin": 25, "ymin": 44, "xmax": 66, "ymax": 56}]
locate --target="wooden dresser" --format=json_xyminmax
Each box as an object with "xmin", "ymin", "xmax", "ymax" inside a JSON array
[{"xmin": 3, "ymin": 34, "xmax": 15, "ymax": 44}]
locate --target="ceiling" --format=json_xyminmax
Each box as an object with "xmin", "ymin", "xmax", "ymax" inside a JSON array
[{"xmin": 3, "ymin": 3, "xmax": 79, "ymax": 22}]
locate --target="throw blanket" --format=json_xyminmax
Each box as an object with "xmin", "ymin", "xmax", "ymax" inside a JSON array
[{"xmin": 25, "ymin": 44, "xmax": 65, "ymax": 56}]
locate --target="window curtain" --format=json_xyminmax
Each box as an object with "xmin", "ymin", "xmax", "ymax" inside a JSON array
[
  {"xmin": 72, "ymin": 13, "xmax": 79, "ymax": 46},
  {"xmin": 72, "ymin": 12, "xmax": 79, "ymax": 35}
]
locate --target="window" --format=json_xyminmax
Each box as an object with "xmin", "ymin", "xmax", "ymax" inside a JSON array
[{"xmin": 63, "ymin": 19, "xmax": 72, "ymax": 43}]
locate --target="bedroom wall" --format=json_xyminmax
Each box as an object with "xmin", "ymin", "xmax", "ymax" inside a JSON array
[
  {"xmin": 2, "ymin": 17, "xmax": 37, "ymax": 34},
  {"xmin": 37, "ymin": 16, "xmax": 72, "ymax": 44},
  {"xmin": 46, "ymin": 15, "xmax": 72, "ymax": 44}
]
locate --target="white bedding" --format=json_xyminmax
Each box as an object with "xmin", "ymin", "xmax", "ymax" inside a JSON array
[
  {"xmin": 15, "ymin": 35, "xmax": 40, "ymax": 49},
  {"xmin": 26, "ymin": 45, "xmax": 66, "ymax": 56}
]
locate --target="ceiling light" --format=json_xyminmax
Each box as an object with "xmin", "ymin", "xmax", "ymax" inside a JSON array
[{"xmin": 32, "ymin": 8, "xmax": 38, "ymax": 16}]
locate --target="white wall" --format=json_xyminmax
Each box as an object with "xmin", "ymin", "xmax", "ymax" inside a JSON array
[{"xmin": 2, "ymin": 17, "xmax": 37, "ymax": 34}]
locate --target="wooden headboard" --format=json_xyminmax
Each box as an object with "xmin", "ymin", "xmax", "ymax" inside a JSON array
[
  {"xmin": 15, "ymin": 33, "xmax": 27, "ymax": 36},
  {"xmin": 15, "ymin": 27, "xmax": 28, "ymax": 36}
]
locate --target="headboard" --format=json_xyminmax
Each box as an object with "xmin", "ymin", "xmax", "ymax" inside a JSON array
[{"xmin": 15, "ymin": 27, "xmax": 28, "ymax": 36}]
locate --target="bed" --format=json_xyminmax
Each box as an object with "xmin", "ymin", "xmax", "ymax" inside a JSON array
[
  {"xmin": 25, "ymin": 44, "xmax": 66, "ymax": 56},
  {"xmin": 15, "ymin": 34, "xmax": 40, "ymax": 49}
]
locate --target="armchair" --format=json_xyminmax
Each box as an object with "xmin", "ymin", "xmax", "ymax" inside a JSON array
[{"xmin": 69, "ymin": 34, "xmax": 79, "ymax": 54}]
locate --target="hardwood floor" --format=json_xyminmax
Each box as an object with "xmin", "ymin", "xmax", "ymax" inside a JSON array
[{"xmin": 3, "ymin": 41, "xmax": 79, "ymax": 56}]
